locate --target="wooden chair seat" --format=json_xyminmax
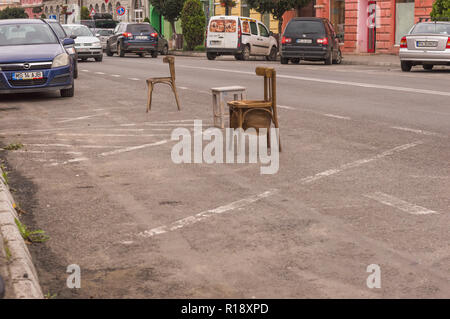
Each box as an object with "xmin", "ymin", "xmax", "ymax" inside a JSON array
[
  {"xmin": 228, "ymin": 100, "xmax": 272, "ymax": 108},
  {"xmin": 146, "ymin": 56, "xmax": 181, "ymax": 112}
]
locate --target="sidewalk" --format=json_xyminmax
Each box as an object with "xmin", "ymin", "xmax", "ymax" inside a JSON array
[
  {"xmin": 168, "ymin": 50, "xmax": 401, "ymax": 67},
  {"xmin": 0, "ymin": 165, "xmax": 43, "ymax": 299}
]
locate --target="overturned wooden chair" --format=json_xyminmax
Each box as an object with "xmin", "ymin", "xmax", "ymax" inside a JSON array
[
  {"xmin": 146, "ymin": 56, "xmax": 181, "ymax": 112},
  {"xmin": 227, "ymin": 66, "xmax": 281, "ymax": 151}
]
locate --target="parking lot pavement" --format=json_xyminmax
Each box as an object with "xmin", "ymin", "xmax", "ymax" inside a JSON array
[{"xmin": 0, "ymin": 55, "xmax": 449, "ymax": 298}]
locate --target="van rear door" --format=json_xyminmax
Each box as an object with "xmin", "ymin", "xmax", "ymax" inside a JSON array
[{"xmin": 207, "ymin": 17, "xmax": 238, "ymax": 49}]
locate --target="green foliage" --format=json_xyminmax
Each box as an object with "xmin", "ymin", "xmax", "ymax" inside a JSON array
[
  {"xmin": 0, "ymin": 7, "xmax": 29, "ymax": 19},
  {"xmin": 143, "ymin": 17, "xmax": 150, "ymax": 23},
  {"xmin": 194, "ymin": 44, "xmax": 205, "ymax": 51},
  {"xmin": 150, "ymin": 0, "xmax": 185, "ymax": 25},
  {"xmin": 431, "ymin": 0, "xmax": 450, "ymax": 20},
  {"xmin": 3, "ymin": 143, "xmax": 23, "ymax": 151},
  {"xmin": 41, "ymin": 13, "xmax": 46, "ymax": 19},
  {"xmin": 181, "ymin": 0, "xmax": 206, "ymax": 50},
  {"xmin": 81, "ymin": 6, "xmax": 90, "ymax": 20},
  {"xmin": 32, "ymin": 6, "xmax": 43, "ymax": 14},
  {"xmin": 246, "ymin": 0, "xmax": 311, "ymax": 33},
  {"xmin": 15, "ymin": 218, "xmax": 50, "ymax": 243},
  {"xmin": 1, "ymin": 165, "xmax": 8, "ymax": 185}
]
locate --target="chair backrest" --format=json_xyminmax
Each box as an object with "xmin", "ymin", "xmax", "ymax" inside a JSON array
[
  {"xmin": 163, "ymin": 56, "xmax": 176, "ymax": 81},
  {"xmin": 255, "ymin": 67, "xmax": 276, "ymax": 106}
]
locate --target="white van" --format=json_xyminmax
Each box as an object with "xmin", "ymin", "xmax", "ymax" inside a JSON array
[{"xmin": 206, "ymin": 16, "xmax": 278, "ymax": 61}]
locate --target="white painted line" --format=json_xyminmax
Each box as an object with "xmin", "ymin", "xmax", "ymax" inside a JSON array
[
  {"xmin": 323, "ymin": 113, "xmax": 351, "ymax": 120},
  {"xmin": 24, "ymin": 143, "xmax": 124, "ymax": 149},
  {"xmin": 47, "ymin": 157, "xmax": 89, "ymax": 167},
  {"xmin": 81, "ymin": 70, "xmax": 90, "ymax": 72},
  {"xmin": 179, "ymin": 65, "xmax": 450, "ymax": 97},
  {"xmin": 178, "ymin": 86, "xmax": 188, "ymax": 90},
  {"xmin": 278, "ymin": 105, "xmax": 296, "ymax": 110},
  {"xmin": 55, "ymin": 133, "xmax": 166, "ymax": 137},
  {"xmin": 391, "ymin": 126, "xmax": 442, "ymax": 137},
  {"xmin": 95, "ymin": 72, "xmax": 105, "ymax": 75},
  {"xmin": 110, "ymin": 74, "xmax": 121, "ymax": 77},
  {"xmin": 138, "ymin": 189, "xmax": 279, "ymax": 238},
  {"xmin": 128, "ymin": 78, "xmax": 140, "ymax": 81},
  {"xmin": 57, "ymin": 113, "xmax": 108, "ymax": 123},
  {"xmin": 299, "ymin": 141, "xmax": 423, "ymax": 184},
  {"xmin": 364, "ymin": 192, "xmax": 438, "ymax": 215},
  {"xmin": 100, "ymin": 139, "xmax": 169, "ymax": 157}
]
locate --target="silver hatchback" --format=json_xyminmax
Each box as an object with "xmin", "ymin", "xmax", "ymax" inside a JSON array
[{"xmin": 399, "ymin": 21, "xmax": 450, "ymax": 71}]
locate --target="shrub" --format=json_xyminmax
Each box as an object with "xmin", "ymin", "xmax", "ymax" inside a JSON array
[
  {"xmin": 181, "ymin": 0, "xmax": 206, "ymax": 51},
  {"xmin": 0, "ymin": 7, "xmax": 29, "ymax": 19},
  {"xmin": 430, "ymin": 0, "xmax": 450, "ymax": 20}
]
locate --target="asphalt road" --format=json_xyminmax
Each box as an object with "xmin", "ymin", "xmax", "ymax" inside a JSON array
[{"xmin": 0, "ymin": 54, "xmax": 449, "ymax": 298}]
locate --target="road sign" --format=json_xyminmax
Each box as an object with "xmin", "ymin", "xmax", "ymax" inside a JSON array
[
  {"xmin": 116, "ymin": 6, "xmax": 125, "ymax": 16},
  {"xmin": 89, "ymin": 8, "xmax": 96, "ymax": 17},
  {"xmin": 49, "ymin": 15, "xmax": 57, "ymax": 20}
]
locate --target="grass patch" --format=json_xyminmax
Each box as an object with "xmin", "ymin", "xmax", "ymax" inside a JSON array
[
  {"xmin": 1, "ymin": 165, "xmax": 8, "ymax": 185},
  {"xmin": 44, "ymin": 292, "xmax": 57, "ymax": 299},
  {"xmin": 3, "ymin": 239, "xmax": 12, "ymax": 261},
  {"xmin": 14, "ymin": 218, "xmax": 49, "ymax": 244},
  {"xmin": 3, "ymin": 143, "xmax": 23, "ymax": 151}
]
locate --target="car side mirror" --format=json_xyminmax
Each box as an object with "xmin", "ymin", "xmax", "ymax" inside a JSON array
[
  {"xmin": 269, "ymin": 31, "xmax": 274, "ymax": 37},
  {"xmin": 70, "ymin": 35, "xmax": 77, "ymax": 40},
  {"xmin": 95, "ymin": 34, "xmax": 100, "ymax": 37},
  {"xmin": 63, "ymin": 38, "xmax": 75, "ymax": 46}
]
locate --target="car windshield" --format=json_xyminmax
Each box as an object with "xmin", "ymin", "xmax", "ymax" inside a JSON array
[
  {"xmin": 285, "ymin": 20, "xmax": 325, "ymax": 36},
  {"xmin": 97, "ymin": 29, "xmax": 113, "ymax": 36},
  {"xmin": 0, "ymin": 23, "xmax": 58, "ymax": 46},
  {"xmin": 63, "ymin": 25, "xmax": 93, "ymax": 37},
  {"xmin": 127, "ymin": 24, "xmax": 154, "ymax": 34},
  {"xmin": 411, "ymin": 23, "xmax": 450, "ymax": 35}
]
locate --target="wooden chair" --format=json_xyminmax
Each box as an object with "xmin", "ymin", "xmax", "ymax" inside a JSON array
[
  {"xmin": 146, "ymin": 56, "xmax": 181, "ymax": 112},
  {"xmin": 227, "ymin": 67, "xmax": 281, "ymax": 151}
]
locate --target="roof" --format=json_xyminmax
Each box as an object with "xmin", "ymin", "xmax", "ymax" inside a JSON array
[{"xmin": 0, "ymin": 19, "xmax": 44, "ymax": 25}]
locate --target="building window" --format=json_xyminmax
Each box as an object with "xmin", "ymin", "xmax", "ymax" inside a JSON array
[
  {"xmin": 330, "ymin": 0, "xmax": 345, "ymax": 40},
  {"xmin": 395, "ymin": 0, "xmax": 415, "ymax": 44},
  {"xmin": 241, "ymin": 0, "xmax": 250, "ymax": 17}
]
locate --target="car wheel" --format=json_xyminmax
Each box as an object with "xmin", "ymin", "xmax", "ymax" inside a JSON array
[
  {"xmin": 151, "ymin": 51, "xmax": 158, "ymax": 58},
  {"xmin": 138, "ymin": 52, "xmax": 146, "ymax": 58},
  {"xmin": 401, "ymin": 61, "xmax": 412, "ymax": 72},
  {"xmin": 280, "ymin": 57, "xmax": 289, "ymax": 64},
  {"xmin": 60, "ymin": 83, "xmax": 74, "ymax": 98},
  {"xmin": 333, "ymin": 50, "xmax": 342, "ymax": 64},
  {"xmin": 291, "ymin": 58, "xmax": 300, "ymax": 64},
  {"xmin": 73, "ymin": 62, "xmax": 78, "ymax": 79},
  {"xmin": 161, "ymin": 45, "xmax": 169, "ymax": 55},
  {"xmin": 207, "ymin": 52, "xmax": 217, "ymax": 60},
  {"xmin": 423, "ymin": 64, "xmax": 433, "ymax": 70},
  {"xmin": 324, "ymin": 53, "xmax": 332, "ymax": 65},
  {"xmin": 266, "ymin": 46, "xmax": 278, "ymax": 61},
  {"xmin": 95, "ymin": 55, "xmax": 103, "ymax": 62},
  {"xmin": 241, "ymin": 45, "xmax": 250, "ymax": 61},
  {"xmin": 81, "ymin": 58, "xmax": 87, "ymax": 62},
  {"xmin": 118, "ymin": 43, "xmax": 125, "ymax": 57},
  {"xmin": 234, "ymin": 54, "xmax": 242, "ymax": 61},
  {"xmin": 106, "ymin": 44, "xmax": 114, "ymax": 56}
]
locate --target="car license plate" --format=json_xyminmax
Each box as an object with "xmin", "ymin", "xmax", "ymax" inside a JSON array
[
  {"xmin": 210, "ymin": 40, "xmax": 221, "ymax": 45},
  {"xmin": 77, "ymin": 48, "xmax": 89, "ymax": 52},
  {"xmin": 12, "ymin": 72, "xmax": 43, "ymax": 80},
  {"xmin": 296, "ymin": 39, "xmax": 312, "ymax": 44},
  {"xmin": 416, "ymin": 41, "xmax": 437, "ymax": 47},
  {"xmin": 136, "ymin": 36, "xmax": 148, "ymax": 40}
]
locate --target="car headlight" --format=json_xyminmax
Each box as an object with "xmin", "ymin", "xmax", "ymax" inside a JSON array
[
  {"xmin": 52, "ymin": 53, "xmax": 70, "ymax": 68},
  {"xmin": 93, "ymin": 41, "xmax": 101, "ymax": 47},
  {"xmin": 66, "ymin": 47, "xmax": 76, "ymax": 55}
]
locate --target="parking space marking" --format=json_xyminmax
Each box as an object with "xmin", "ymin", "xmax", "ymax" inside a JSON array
[
  {"xmin": 24, "ymin": 143, "xmax": 125, "ymax": 149},
  {"xmin": 95, "ymin": 72, "xmax": 105, "ymax": 75},
  {"xmin": 323, "ymin": 114, "xmax": 352, "ymax": 120},
  {"xmin": 58, "ymin": 113, "xmax": 109, "ymax": 123},
  {"xmin": 137, "ymin": 189, "xmax": 279, "ymax": 238},
  {"xmin": 99, "ymin": 139, "xmax": 169, "ymax": 157},
  {"xmin": 391, "ymin": 126, "xmax": 444, "ymax": 137},
  {"xmin": 110, "ymin": 74, "xmax": 121, "ymax": 77},
  {"xmin": 128, "ymin": 78, "xmax": 140, "ymax": 81},
  {"xmin": 364, "ymin": 192, "xmax": 438, "ymax": 215}
]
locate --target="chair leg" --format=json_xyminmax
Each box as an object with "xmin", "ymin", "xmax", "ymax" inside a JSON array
[
  {"xmin": 171, "ymin": 81, "xmax": 181, "ymax": 111},
  {"xmin": 146, "ymin": 82, "xmax": 154, "ymax": 112}
]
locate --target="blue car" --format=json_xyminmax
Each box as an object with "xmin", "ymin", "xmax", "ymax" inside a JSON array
[{"xmin": 0, "ymin": 19, "xmax": 75, "ymax": 97}]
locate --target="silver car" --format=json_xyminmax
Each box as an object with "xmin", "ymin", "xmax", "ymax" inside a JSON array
[
  {"xmin": 95, "ymin": 29, "xmax": 114, "ymax": 50},
  {"xmin": 399, "ymin": 21, "xmax": 450, "ymax": 71}
]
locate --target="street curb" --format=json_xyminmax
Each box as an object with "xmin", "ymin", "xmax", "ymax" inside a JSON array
[
  {"xmin": 168, "ymin": 50, "xmax": 401, "ymax": 67},
  {"xmin": 0, "ymin": 166, "xmax": 43, "ymax": 299}
]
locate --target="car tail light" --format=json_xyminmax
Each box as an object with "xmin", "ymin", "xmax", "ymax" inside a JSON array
[
  {"xmin": 400, "ymin": 36, "xmax": 407, "ymax": 48},
  {"xmin": 150, "ymin": 33, "xmax": 158, "ymax": 38},
  {"xmin": 281, "ymin": 36, "xmax": 292, "ymax": 44},
  {"xmin": 446, "ymin": 37, "xmax": 450, "ymax": 49},
  {"xmin": 317, "ymin": 37, "xmax": 328, "ymax": 45},
  {"xmin": 123, "ymin": 32, "xmax": 133, "ymax": 38},
  {"xmin": 238, "ymin": 23, "xmax": 241, "ymax": 47}
]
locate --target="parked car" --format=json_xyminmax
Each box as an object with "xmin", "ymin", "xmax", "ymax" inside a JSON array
[
  {"xmin": 45, "ymin": 19, "xmax": 78, "ymax": 78},
  {"xmin": 62, "ymin": 24, "xmax": 103, "ymax": 62},
  {"xmin": 0, "ymin": 19, "xmax": 75, "ymax": 97},
  {"xmin": 157, "ymin": 33, "xmax": 169, "ymax": 55},
  {"xmin": 80, "ymin": 18, "xmax": 118, "ymax": 35},
  {"xmin": 280, "ymin": 17, "xmax": 342, "ymax": 65},
  {"xmin": 399, "ymin": 21, "xmax": 450, "ymax": 71},
  {"xmin": 95, "ymin": 28, "xmax": 114, "ymax": 50},
  {"xmin": 206, "ymin": 16, "xmax": 278, "ymax": 61},
  {"xmin": 106, "ymin": 22, "xmax": 160, "ymax": 58}
]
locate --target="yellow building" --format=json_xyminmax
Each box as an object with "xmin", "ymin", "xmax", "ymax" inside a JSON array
[{"xmin": 213, "ymin": 1, "xmax": 278, "ymax": 32}]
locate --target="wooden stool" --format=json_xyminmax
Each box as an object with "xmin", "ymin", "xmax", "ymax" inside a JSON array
[{"xmin": 211, "ymin": 86, "xmax": 247, "ymax": 129}]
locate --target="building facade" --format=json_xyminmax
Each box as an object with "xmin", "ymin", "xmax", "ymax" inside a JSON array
[
  {"xmin": 283, "ymin": 0, "xmax": 436, "ymax": 54},
  {"xmin": 0, "ymin": 0, "xmax": 21, "ymax": 10}
]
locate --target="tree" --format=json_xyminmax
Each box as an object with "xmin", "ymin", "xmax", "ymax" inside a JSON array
[
  {"xmin": 80, "ymin": 6, "xmax": 90, "ymax": 20},
  {"xmin": 32, "ymin": 6, "xmax": 43, "ymax": 14},
  {"xmin": 150, "ymin": 0, "xmax": 185, "ymax": 45},
  {"xmin": 181, "ymin": 0, "xmax": 206, "ymax": 50},
  {"xmin": 0, "ymin": 7, "xmax": 29, "ymax": 19},
  {"xmin": 220, "ymin": 0, "xmax": 237, "ymax": 15},
  {"xmin": 430, "ymin": 0, "xmax": 450, "ymax": 20},
  {"xmin": 246, "ymin": 0, "xmax": 311, "ymax": 34}
]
